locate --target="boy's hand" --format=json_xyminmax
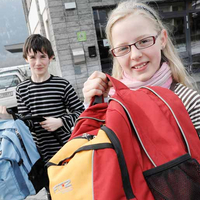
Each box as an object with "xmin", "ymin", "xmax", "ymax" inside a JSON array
[
  {"xmin": 40, "ymin": 117, "xmax": 63, "ymax": 132},
  {"xmin": 0, "ymin": 106, "xmax": 13, "ymax": 120}
]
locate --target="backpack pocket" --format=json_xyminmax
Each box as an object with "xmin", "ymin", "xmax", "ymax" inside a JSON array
[
  {"xmin": 143, "ymin": 154, "xmax": 200, "ymax": 200},
  {"xmin": 0, "ymin": 159, "xmax": 35, "ymax": 200}
]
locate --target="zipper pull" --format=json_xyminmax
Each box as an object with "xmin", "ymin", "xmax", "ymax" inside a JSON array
[{"xmin": 82, "ymin": 133, "xmax": 94, "ymax": 141}]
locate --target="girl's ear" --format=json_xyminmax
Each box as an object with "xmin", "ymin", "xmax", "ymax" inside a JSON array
[{"xmin": 160, "ymin": 29, "xmax": 168, "ymax": 49}]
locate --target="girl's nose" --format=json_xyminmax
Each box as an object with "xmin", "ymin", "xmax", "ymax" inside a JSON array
[{"xmin": 130, "ymin": 45, "xmax": 142, "ymax": 60}]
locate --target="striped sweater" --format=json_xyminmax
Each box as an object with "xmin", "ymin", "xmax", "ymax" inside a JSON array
[
  {"xmin": 16, "ymin": 75, "xmax": 85, "ymax": 163},
  {"xmin": 173, "ymin": 83, "xmax": 200, "ymax": 138}
]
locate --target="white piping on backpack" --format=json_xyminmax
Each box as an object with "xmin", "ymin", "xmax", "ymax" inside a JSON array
[
  {"xmin": 142, "ymin": 86, "xmax": 191, "ymax": 156},
  {"xmin": 75, "ymin": 117, "xmax": 105, "ymax": 124},
  {"xmin": 92, "ymin": 150, "xmax": 95, "ymax": 200},
  {"xmin": 109, "ymin": 97, "xmax": 156, "ymax": 167}
]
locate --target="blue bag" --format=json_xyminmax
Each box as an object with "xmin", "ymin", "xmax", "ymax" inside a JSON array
[{"xmin": 0, "ymin": 119, "xmax": 48, "ymax": 200}]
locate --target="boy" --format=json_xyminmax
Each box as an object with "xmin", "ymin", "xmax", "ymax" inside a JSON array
[
  {"xmin": 17, "ymin": 34, "xmax": 85, "ymax": 199},
  {"xmin": 0, "ymin": 34, "xmax": 84, "ymax": 199},
  {"xmin": 16, "ymin": 34, "xmax": 85, "ymax": 163}
]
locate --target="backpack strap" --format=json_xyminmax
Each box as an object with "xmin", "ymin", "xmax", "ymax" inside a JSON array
[
  {"xmin": 101, "ymin": 125, "xmax": 135, "ymax": 200},
  {"xmin": 11, "ymin": 160, "xmax": 30, "ymax": 197},
  {"xmin": 6, "ymin": 108, "xmax": 18, "ymax": 120},
  {"xmin": 143, "ymin": 87, "xmax": 191, "ymax": 156},
  {"xmin": 169, "ymin": 80, "xmax": 178, "ymax": 91},
  {"xmin": 46, "ymin": 143, "xmax": 114, "ymax": 168}
]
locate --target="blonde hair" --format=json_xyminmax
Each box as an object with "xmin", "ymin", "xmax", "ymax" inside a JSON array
[{"xmin": 105, "ymin": 0, "xmax": 193, "ymax": 88}]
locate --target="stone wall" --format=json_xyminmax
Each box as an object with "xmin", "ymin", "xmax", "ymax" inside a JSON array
[{"xmin": 45, "ymin": 0, "xmax": 120, "ymax": 99}]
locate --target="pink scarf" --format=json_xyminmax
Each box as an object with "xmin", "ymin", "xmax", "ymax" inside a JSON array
[{"xmin": 109, "ymin": 62, "xmax": 172, "ymax": 96}]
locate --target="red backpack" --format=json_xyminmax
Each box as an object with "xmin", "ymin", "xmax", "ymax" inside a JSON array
[{"xmin": 48, "ymin": 74, "xmax": 200, "ymax": 200}]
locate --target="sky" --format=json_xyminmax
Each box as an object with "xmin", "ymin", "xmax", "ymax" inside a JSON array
[{"xmin": 0, "ymin": 0, "xmax": 29, "ymax": 68}]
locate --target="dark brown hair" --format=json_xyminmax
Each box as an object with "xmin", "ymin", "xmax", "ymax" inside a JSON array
[{"xmin": 23, "ymin": 34, "xmax": 54, "ymax": 59}]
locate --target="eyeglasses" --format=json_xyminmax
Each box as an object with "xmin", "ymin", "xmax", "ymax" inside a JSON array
[{"xmin": 111, "ymin": 35, "xmax": 159, "ymax": 57}]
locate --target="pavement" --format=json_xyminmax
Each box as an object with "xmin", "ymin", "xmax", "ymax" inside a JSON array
[{"xmin": 25, "ymin": 188, "xmax": 48, "ymax": 200}]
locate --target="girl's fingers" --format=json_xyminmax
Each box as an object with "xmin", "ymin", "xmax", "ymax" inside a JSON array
[
  {"xmin": 88, "ymin": 71, "xmax": 107, "ymax": 81},
  {"xmin": 83, "ymin": 78, "xmax": 107, "ymax": 93}
]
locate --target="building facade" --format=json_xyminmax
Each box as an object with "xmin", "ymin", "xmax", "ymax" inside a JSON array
[{"xmin": 21, "ymin": 0, "xmax": 200, "ymax": 98}]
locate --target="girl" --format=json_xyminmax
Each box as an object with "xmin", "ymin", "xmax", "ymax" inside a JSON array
[{"xmin": 83, "ymin": 0, "xmax": 200, "ymax": 138}]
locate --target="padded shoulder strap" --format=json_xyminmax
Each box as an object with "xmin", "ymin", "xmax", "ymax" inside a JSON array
[
  {"xmin": 143, "ymin": 86, "xmax": 191, "ymax": 155},
  {"xmin": 140, "ymin": 86, "xmax": 200, "ymax": 164},
  {"xmin": 169, "ymin": 80, "xmax": 178, "ymax": 91}
]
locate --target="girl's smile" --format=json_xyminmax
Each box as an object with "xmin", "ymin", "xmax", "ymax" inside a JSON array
[{"xmin": 132, "ymin": 61, "xmax": 149, "ymax": 71}]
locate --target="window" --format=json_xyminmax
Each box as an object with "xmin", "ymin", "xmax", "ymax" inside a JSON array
[{"xmin": 0, "ymin": 75, "xmax": 21, "ymax": 89}]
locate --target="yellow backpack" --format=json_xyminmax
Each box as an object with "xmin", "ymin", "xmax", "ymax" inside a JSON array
[{"xmin": 47, "ymin": 128, "xmax": 116, "ymax": 200}]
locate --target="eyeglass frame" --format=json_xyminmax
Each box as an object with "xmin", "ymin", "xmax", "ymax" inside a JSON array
[{"xmin": 110, "ymin": 34, "xmax": 160, "ymax": 57}]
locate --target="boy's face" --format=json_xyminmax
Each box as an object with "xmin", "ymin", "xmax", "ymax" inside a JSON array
[{"xmin": 25, "ymin": 49, "xmax": 53, "ymax": 77}]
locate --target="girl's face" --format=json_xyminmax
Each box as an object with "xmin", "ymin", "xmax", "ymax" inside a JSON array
[
  {"xmin": 111, "ymin": 14, "xmax": 167, "ymax": 81},
  {"xmin": 26, "ymin": 49, "xmax": 53, "ymax": 77}
]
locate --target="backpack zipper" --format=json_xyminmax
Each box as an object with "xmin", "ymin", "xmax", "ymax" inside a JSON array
[
  {"xmin": 73, "ymin": 133, "xmax": 95, "ymax": 141},
  {"xmin": 75, "ymin": 116, "xmax": 105, "ymax": 124},
  {"xmin": 72, "ymin": 117, "xmax": 105, "ymax": 131}
]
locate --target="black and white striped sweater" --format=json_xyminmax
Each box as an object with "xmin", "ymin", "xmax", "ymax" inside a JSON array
[
  {"xmin": 173, "ymin": 83, "xmax": 200, "ymax": 138},
  {"xmin": 16, "ymin": 75, "xmax": 85, "ymax": 163}
]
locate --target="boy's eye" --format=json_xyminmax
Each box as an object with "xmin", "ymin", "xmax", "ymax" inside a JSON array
[{"xmin": 41, "ymin": 55, "xmax": 47, "ymax": 58}]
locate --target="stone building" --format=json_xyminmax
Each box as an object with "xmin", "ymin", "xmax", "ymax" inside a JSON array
[{"xmin": 21, "ymin": 0, "xmax": 200, "ymax": 98}]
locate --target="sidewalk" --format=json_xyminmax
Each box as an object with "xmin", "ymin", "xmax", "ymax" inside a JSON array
[{"xmin": 25, "ymin": 188, "xmax": 48, "ymax": 200}]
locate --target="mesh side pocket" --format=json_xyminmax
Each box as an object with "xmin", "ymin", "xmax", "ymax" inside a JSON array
[{"xmin": 143, "ymin": 154, "xmax": 200, "ymax": 200}]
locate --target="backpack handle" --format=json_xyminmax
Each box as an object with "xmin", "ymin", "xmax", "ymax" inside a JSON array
[
  {"xmin": 6, "ymin": 108, "xmax": 18, "ymax": 120},
  {"xmin": 89, "ymin": 74, "xmax": 128, "ymax": 106},
  {"xmin": 106, "ymin": 74, "xmax": 129, "ymax": 92},
  {"xmin": 90, "ymin": 95, "xmax": 104, "ymax": 106}
]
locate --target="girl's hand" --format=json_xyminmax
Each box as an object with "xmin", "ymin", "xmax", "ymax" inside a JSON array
[
  {"xmin": 0, "ymin": 106, "xmax": 13, "ymax": 120},
  {"xmin": 82, "ymin": 71, "xmax": 112, "ymax": 104},
  {"xmin": 40, "ymin": 117, "xmax": 63, "ymax": 132}
]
